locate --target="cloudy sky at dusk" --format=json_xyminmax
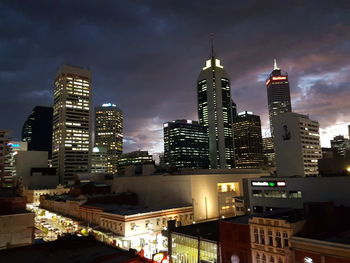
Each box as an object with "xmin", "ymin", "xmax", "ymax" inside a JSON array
[{"xmin": 1, "ymin": 0, "xmax": 350, "ymax": 153}]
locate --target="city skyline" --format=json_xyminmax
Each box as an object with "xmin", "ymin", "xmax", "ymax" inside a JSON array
[{"xmin": 1, "ymin": 1, "xmax": 350, "ymax": 154}]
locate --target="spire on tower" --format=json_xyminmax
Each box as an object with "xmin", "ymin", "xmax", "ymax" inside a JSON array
[
  {"xmin": 210, "ymin": 33, "xmax": 215, "ymax": 58},
  {"xmin": 273, "ymin": 58, "xmax": 280, "ymax": 70}
]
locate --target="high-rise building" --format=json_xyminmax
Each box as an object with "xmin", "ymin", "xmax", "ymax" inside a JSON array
[
  {"xmin": 0, "ymin": 130, "xmax": 11, "ymax": 176},
  {"xmin": 197, "ymin": 44, "xmax": 235, "ymax": 169},
  {"xmin": 52, "ymin": 64, "xmax": 91, "ymax": 184},
  {"xmin": 22, "ymin": 106, "xmax": 53, "ymax": 158},
  {"xmin": 262, "ymin": 137, "xmax": 276, "ymax": 167},
  {"xmin": 233, "ymin": 111, "xmax": 264, "ymax": 168},
  {"xmin": 330, "ymin": 135, "xmax": 350, "ymax": 157},
  {"xmin": 266, "ymin": 60, "xmax": 292, "ymax": 133},
  {"xmin": 94, "ymin": 103, "xmax": 123, "ymax": 173},
  {"xmin": 116, "ymin": 150, "xmax": 154, "ymax": 174},
  {"xmin": 163, "ymin": 119, "xmax": 209, "ymax": 169},
  {"xmin": 5, "ymin": 141, "xmax": 28, "ymax": 176},
  {"xmin": 90, "ymin": 147, "xmax": 108, "ymax": 173},
  {"xmin": 272, "ymin": 112, "xmax": 322, "ymax": 177}
]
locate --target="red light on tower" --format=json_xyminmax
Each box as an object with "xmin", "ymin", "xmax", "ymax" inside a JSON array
[{"xmin": 272, "ymin": 76, "xmax": 287, "ymax": 81}]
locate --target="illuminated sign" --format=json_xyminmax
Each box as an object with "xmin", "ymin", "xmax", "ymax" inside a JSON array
[
  {"xmin": 272, "ymin": 76, "xmax": 287, "ymax": 81},
  {"xmin": 251, "ymin": 181, "xmax": 286, "ymax": 187},
  {"xmin": 102, "ymin": 103, "xmax": 116, "ymax": 107},
  {"xmin": 7, "ymin": 143, "xmax": 20, "ymax": 148}
]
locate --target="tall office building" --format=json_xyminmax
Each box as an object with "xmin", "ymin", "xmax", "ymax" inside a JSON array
[
  {"xmin": 94, "ymin": 103, "xmax": 123, "ymax": 173},
  {"xmin": 52, "ymin": 64, "xmax": 91, "ymax": 184},
  {"xmin": 233, "ymin": 111, "xmax": 264, "ymax": 168},
  {"xmin": 163, "ymin": 120, "xmax": 209, "ymax": 169},
  {"xmin": 266, "ymin": 60, "xmax": 292, "ymax": 133},
  {"xmin": 0, "ymin": 130, "xmax": 11, "ymax": 176},
  {"xmin": 197, "ymin": 44, "xmax": 235, "ymax": 169},
  {"xmin": 272, "ymin": 112, "xmax": 322, "ymax": 177},
  {"xmin": 22, "ymin": 106, "xmax": 53, "ymax": 158}
]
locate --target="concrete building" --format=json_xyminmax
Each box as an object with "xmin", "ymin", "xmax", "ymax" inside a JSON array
[
  {"xmin": 262, "ymin": 137, "xmax": 275, "ymax": 168},
  {"xmin": 272, "ymin": 112, "xmax": 322, "ymax": 177},
  {"xmin": 234, "ymin": 112, "xmax": 264, "ymax": 169},
  {"xmin": 111, "ymin": 169, "xmax": 269, "ymax": 221},
  {"xmin": 0, "ymin": 189, "xmax": 35, "ymax": 250},
  {"xmin": 0, "ymin": 130, "xmax": 11, "ymax": 176},
  {"xmin": 197, "ymin": 42, "xmax": 235, "ymax": 169},
  {"xmin": 90, "ymin": 147, "xmax": 109, "ymax": 173},
  {"xmin": 330, "ymin": 135, "xmax": 350, "ymax": 157},
  {"xmin": 244, "ymin": 177, "xmax": 350, "ymax": 213},
  {"xmin": 52, "ymin": 64, "xmax": 92, "ymax": 184},
  {"xmin": 266, "ymin": 60, "xmax": 292, "ymax": 134},
  {"xmin": 5, "ymin": 141, "xmax": 28, "ymax": 176},
  {"xmin": 94, "ymin": 103, "xmax": 123, "ymax": 173},
  {"xmin": 163, "ymin": 120, "xmax": 209, "ymax": 169},
  {"xmin": 249, "ymin": 209, "xmax": 305, "ymax": 263},
  {"xmin": 22, "ymin": 185, "xmax": 69, "ymax": 204},
  {"xmin": 22, "ymin": 106, "xmax": 53, "ymax": 158},
  {"xmin": 14, "ymin": 151, "xmax": 59, "ymax": 189}
]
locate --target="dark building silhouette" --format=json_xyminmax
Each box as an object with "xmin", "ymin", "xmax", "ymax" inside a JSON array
[
  {"xmin": 164, "ymin": 120, "xmax": 209, "ymax": 169},
  {"xmin": 233, "ymin": 111, "xmax": 264, "ymax": 168},
  {"xmin": 22, "ymin": 106, "xmax": 53, "ymax": 158}
]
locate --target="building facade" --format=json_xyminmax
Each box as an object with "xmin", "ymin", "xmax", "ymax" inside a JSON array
[
  {"xmin": 244, "ymin": 177, "xmax": 350, "ymax": 213},
  {"xmin": 52, "ymin": 64, "xmax": 92, "ymax": 184},
  {"xmin": 0, "ymin": 130, "xmax": 11, "ymax": 176},
  {"xmin": 330, "ymin": 135, "xmax": 350, "ymax": 157},
  {"xmin": 272, "ymin": 112, "xmax": 322, "ymax": 177},
  {"xmin": 197, "ymin": 46, "xmax": 235, "ymax": 169},
  {"xmin": 249, "ymin": 210, "xmax": 305, "ymax": 263},
  {"xmin": 233, "ymin": 112, "xmax": 264, "ymax": 169},
  {"xmin": 22, "ymin": 106, "xmax": 53, "ymax": 158},
  {"xmin": 94, "ymin": 103, "xmax": 123, "ymax": 173},
  {"xmin": 163, "ymin": 120, "xmax": 209, "ymax": 169},
  {"xmin": 117, "ymin": 151, "xmax": 154, "ymax": 174},
  {"xmin": 266, "ymin": 60, "xmax": 292, "ymax": 134},
  {"xmin": 262, "ymin": 137, "xmax": 275, "ymax": 168}
]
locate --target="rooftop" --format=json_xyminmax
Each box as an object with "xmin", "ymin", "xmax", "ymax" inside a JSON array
[
  {"xmin": 0, "ymin": 235, "xmax": 145, "ymax": 263},
  {"xmin": 249, "ymin": 209, "xmax": 305, "ymax": 223},
  {"xmin": 173, "ymin": 220, "xmax": 218, "ymax": 242}
]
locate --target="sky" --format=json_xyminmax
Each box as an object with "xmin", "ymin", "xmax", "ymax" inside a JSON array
[{"xmin": 1, "ymin": 0, "xmax": 350, "ymax": 154}]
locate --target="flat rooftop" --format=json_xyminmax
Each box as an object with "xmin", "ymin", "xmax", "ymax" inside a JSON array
[
  {"xmin": 172, "ymin": 220, "xmax": 218, "ymax": 242},
  {"xmin": 250, "ymin": 209, "xmax": 305, "ymax": 223},
  {"xmin": 0, "ymin": 235, "xmax": 142, "ymax": 263},
  {"xmin": 92, "ymin": 204, "xmax": 191, "ymax": 216}
]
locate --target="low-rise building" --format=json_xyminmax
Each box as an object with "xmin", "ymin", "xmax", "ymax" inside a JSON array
[
  {"xmin": 244, "ymin": 176, "xmax": 350, "ymax": 213},
  {"xmin": 170, "ymin": 220, "xmax": 219, "ymax": 263},
  {"xmin": 249, "ymin": 209, "xmax": 306, "ymax": 263},
  {"xmin": 22, "ymin": 185, "xmax": 69, "ymax": 204},
  {"xmin": 111, "ymin": 169, "xmax": 269, "ymax": 221},
  {"xmin": 0, "ymin": 189, "xmax": 35, "ymax": 250}
]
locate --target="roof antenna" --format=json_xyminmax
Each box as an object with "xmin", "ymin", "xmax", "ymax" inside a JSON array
[
  {"xmin": 273, "ymin": 58, "xmax": 280, "ymax": 70},
  {"xmin": 210, "ymin": 33, "xmax": 215, "ymax": 58}
]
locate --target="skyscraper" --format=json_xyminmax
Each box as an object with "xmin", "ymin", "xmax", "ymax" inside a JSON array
[
  {"xmin": 272, "ymin": 112, "xmax": 322, "ymax": 177},
  {"xmin": 266, "ymin": 60, "xmax": 292, "ymax": 133},
  {"xmin": 94, "ymin": 103, "xmax": 123, "ymax": 173},
  {"xmin": 52, "ymin": 64, "xmax": 91, "ymax": 184},
  {"xmin": 330, "ymin": 135, "xmax": 350, "ymax": 157},
  {"xmin": 233, "ymin": 111, "xmax": 264, "ymax": 168},
  {"xmin": 197, "ymin": 43, "xmax": 235, "ymax": 169},
  {"xmin": 163, "ymin": 120, "xmax": 209, "ymax": 169},
  {"xmin": 22, "ymin": 106, "xmax": 53, "ymax": 158}
]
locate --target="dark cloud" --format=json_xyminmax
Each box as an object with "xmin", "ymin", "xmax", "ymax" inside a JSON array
[{"xmin": 1, "ymin": 0, "xmax": 350, "ymax": 150}]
